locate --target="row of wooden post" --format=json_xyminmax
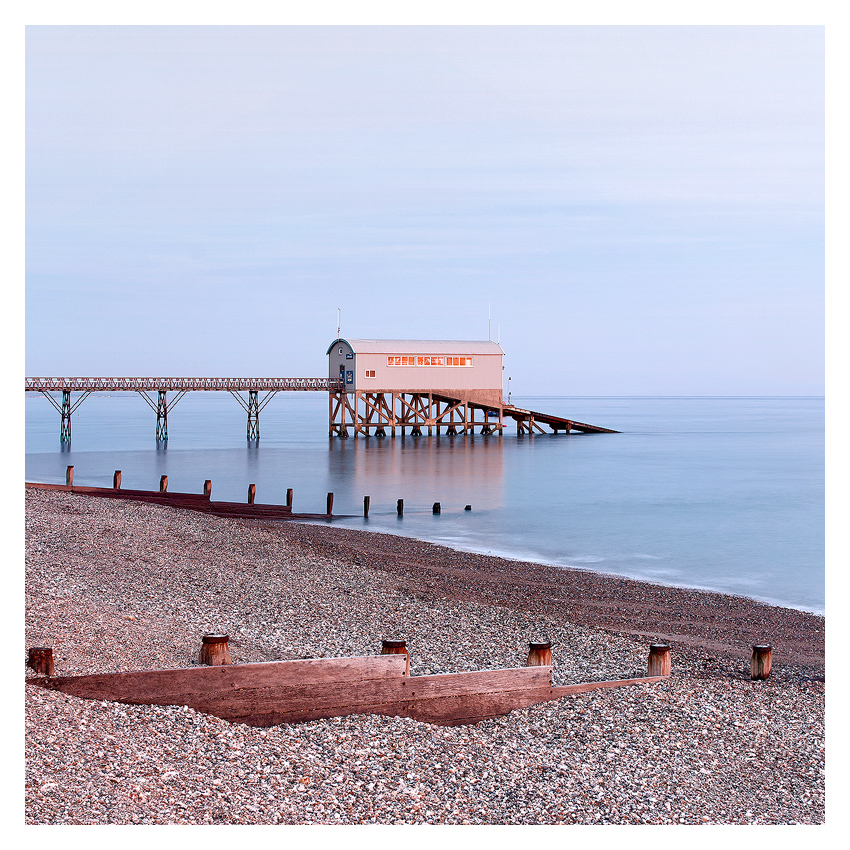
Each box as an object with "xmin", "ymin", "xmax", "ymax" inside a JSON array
[
  {"xmin": 26, "ymin": 641, "xmax": 775, "ymax": 680},
  {"xmin": 66, "ymin": 467, "xmax": 478, "ymax": 519}
]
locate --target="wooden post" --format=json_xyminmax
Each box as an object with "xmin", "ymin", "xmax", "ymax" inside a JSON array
[
  {"xmin": 27, "ymin": 647, "xmax": 54, "ymax": 676},
  {"xmin": 432, "ymin": 502, "xmax": 441, "ymax": 514},
  {"xmin": 199, "ymin": 634, "xmax": 232, "ymax": 666},
  {"xmin": 751, "ymin": 645, "xmax": 772, "ymax": 680},
  {"xmin": 326, "ymin": 492, "xmax": 334, "ymax": 515},
  {"xmin": 248, "ymin": 483, "xmax": 256, "ymax": 505},
  {"xmin": 65, "ymin": 466, "xmax": 74, "ymax": 487},
  {"xmin": 160, "ymin": 475, "xmax": 168, "ymax": 493},
  {"xmin": 647, "ymin": 644, "xmax": 671, "ymax": 677},
  {"xmin": 526, "ymin": 641, "xmax": 553, "ymax": 667},
  {"xmin": 380, "ymin": 639, "xmax": 410, "ymax": 676},
  {"xmin": 464, "ymin": 505, "xmax": 472, "ymax": 511},
  {"xmin": 113, "ymin": 470, "xmax": 122, "ymax": 490},
  {"xmin": 397, "ymin": 498, "xmax": 404, "ymax": 516},
  {"xmin": 364, "ymin": 495, "xmax": 370, "ymax": 517},
  {"xmin": 286, "ymin": 488, "xmax": 293, "ymax": 508},
  {"xmin": 203, "ymin": 479, "xmax": 212, "ymax": 498}
]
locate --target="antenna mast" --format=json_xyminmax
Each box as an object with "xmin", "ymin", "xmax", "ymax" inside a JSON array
[
  {"xmin": 488, "ymin": 304, "xmax": 491, "ymax": 341},
  {"xmin": 337, "ymin": 308, "xmax": 341, "ymax": 340}
]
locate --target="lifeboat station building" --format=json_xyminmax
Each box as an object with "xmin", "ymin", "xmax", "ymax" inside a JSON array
[{"xmin": 327, "ymin": 338, "xmax": 506, "ymax": 437}]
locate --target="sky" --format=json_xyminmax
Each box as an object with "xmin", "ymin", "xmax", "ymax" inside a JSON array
[{"xmin": 24, "ymin": 24, "xmax": 824, "ymax": 395}]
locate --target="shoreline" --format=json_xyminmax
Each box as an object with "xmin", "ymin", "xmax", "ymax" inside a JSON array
[
  {"xmin": 25, "ymin": 488, "xmax": 825, "ymax": 824},
  {"xmin": 300, "ymin": 516, "xmax": 826, "ymax": 618}
]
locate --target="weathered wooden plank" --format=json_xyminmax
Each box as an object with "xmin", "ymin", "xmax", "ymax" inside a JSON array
[
  {"xmin": 176, "ymin": 666, "xmax": 553, "ymax": 720},
  {"xmin": 29, "ymin": 655, "xmax": 407, "ymax": 703},
  {"xmin": 232, "ymin": 687, "xmax": 558, "ymax": 727},
  {"xmin": 549, "ymin": 675, "xmax": 668, "ymax": 698}
]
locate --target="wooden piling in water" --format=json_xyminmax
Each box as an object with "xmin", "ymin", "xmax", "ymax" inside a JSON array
[
  {"xmin": 65, "ymin": 466, "xmax": 74, "ymax": 487},
  {"xmin": 433, "ymin": 502, "xmax": 441, "ymax": 514},
  {"xmin": 199, "ymin": 634, "xmax": 231, "ymax": 666},
  {"xmin": 27, "ymin": 647, "xmax": 54, "ymax": 676},
  {"xmin": 326, "ymin": 492, "xmax": 334, "ymax": 515},
  {"xmin": 397, "ymin": 499, "xmax": 404, "ymax": 516},
  {"xmin": 647, "ymin": 644, "xmax": 671, "ymax": 677},
  {"xmin": 364, "ymin": 496, "xmax": 370, "ymax": 517},
  {"xmin": 248, "ymin": 484, "xmax": 256, "ymax": 505},
  {"xmin": 526, "ymin": 641, "xmax": 553, "ymax": 667},
  {"xmin": 286, "ymin": 488, "xmax": 293, "ymax": 508},
  {"xmin": 751, "ymin": 645, "xmax": 772, "ymax": 680},
  {"xmin": 113, "ymin": 470, "xmax": 122, "ymax": 490},
  {"xmin": 203, "ymin": 480, "xmax": 212, "ymax": 498},
  {"xmin": 159, "ymin": 475, "xmax": 168, "ymax": 493}
]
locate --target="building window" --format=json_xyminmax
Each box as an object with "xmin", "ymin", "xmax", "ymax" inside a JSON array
[
  {"xmin": 365, "ymin": 369, "xmax": 376, "ymax": 378},
  {"xmin": 387, "ymin": 355, "xmax": 473, "ymax": 366}
]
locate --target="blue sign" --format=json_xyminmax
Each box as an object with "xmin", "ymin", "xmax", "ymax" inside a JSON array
[{"xmin": 346, "ymin": 370, "xmax": 354, "ymax": 384}]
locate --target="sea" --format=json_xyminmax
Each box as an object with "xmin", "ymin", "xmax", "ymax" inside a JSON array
[{"xmin": 25, "ymin": 394, "xmax": 824, "ymax": 615}]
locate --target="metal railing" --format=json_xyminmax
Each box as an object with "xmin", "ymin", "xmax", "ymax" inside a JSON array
[{"xmin": 25, "ymin": 377, "xmax": 344, "ymax": 392}]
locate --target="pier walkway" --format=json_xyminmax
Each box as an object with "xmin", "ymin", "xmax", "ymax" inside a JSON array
[{"xmin": 25, "ymin": 377, "xmax": 617, "ymax": 441}]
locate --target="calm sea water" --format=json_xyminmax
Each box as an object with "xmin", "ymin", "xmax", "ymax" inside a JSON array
[{"xmin": 25, "ymin": 394, "xmax": 824, "ymax": 614}]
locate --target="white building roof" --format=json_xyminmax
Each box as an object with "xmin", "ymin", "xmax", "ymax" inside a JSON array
[{"xmin": 328, "ymin": 339, "xmax": 504, "ymax": 355}]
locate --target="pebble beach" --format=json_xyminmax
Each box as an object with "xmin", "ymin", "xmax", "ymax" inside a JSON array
[{"xmin": 25, "ymin": 487, "xmax": 825, "ymax": 825}]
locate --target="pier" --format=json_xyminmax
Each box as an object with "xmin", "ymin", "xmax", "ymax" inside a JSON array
[{"xmin": 26, "ymin": 376, "xmax": 617, "ymax": 442}]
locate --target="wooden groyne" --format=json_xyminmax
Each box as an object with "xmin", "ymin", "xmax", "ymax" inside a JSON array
[
  {"xmin": 25, "ymin": 474, "xmax": 337, "ymax": 521},
  {"xmin": 27, "ymin": 639, "xmax": 670, "ymax": 727}
]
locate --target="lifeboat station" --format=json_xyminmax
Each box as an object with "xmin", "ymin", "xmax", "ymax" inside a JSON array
[{"xmin": 327, "ymin": 338, "xmax": 616, "ymax": 438}]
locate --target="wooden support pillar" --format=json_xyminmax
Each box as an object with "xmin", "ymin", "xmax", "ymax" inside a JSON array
[
  {"xmin": 113, "ymin": 470, "xmax": 122, "ymax": 490},
  {"xmin": 464, "ymin": 504, "xmax": 472, "ymax": 511},
  {"xmin": 27, "ymin": 647, "xmax": 54, "ymax": 676},
  {"xmin": 363, "ymin": 495, "xmax": 370, "ymax": 517},
  {"xmin": 199, "ymin": 634, "xmax": 232, "ymax": 666},
  {"xmin": 326, "ymin": 492, "xmax": 334, "ymax": 515},
  {"xmin": 286, "ymin": 488, "xmax": 293, "ymax": 509},
  {"xmin": 751, "ymin": 645, "xmax": 772, "ymax": 680},
  {"xmin": 65, "ymin": 465, "xmax": 74, "ymax": 487},
  {"xmin": 647, "ymin": 644, "xmax": 671, "ymax": 677},
  {"xmin": 397, "ymin": 499, "xmax": 404, "ymax": 516},
  {"xmin": 248, "ymin": 483, "xmax": 256, "ymax": 505},
  {"xmin": 380, "ymin": 639, "xmax": 410, "ymax": 676},
  {"xmin": 526, "ymin": 641, "xmax": 553, "ymax": 667},
  {"xmin": 432, "ymin": 502, "xmax": 441, "ymax": 514},
  {"xmin": 203, "ymin": 480, "xmax": 212, "ymax": 498},
  {"xmin": 159, "ymin": 475, "xmax": 168, "ymax": 493}
]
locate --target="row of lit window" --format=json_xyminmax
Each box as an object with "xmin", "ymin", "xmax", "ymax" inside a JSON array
[{"xmin": 386, "ymin": 356, "xmax": 474, "ymax": 367}]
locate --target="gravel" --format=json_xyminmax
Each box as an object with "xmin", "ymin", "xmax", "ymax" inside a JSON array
[{"xmin": 25, "ymin": 488, "xmax": 825, "ymax": 824}]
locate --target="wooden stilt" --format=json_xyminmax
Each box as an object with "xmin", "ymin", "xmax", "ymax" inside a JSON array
[
  {"xmin": 432, "ymin": 502, "xmax": 441, "ymax": 514},
  {"xmin": 380, "ymin": 639, "xmax": 410, "ymax": 676},
  {"xmin": 113, "ymin": 470, "xmax": 122, "ymax": 490},
  {"xmin": 203, "ymin": 480, "xmax": 212, "ymax": 498},
  {"xmin": 199, "ymin": 635, "xmax": 232, "ymax": 666},
  {"xmin": 526, "ymin": 641, "xmax": 553, "ymax": 667},
  {"xmin": 397, "ymin": 499, "xmax": 404, "ymax": 516},
  {"xmin": 248, "ymin": 483, "xmax": 255, "ymax": 505},
  {"xmin": 28, "ymin": 647, "xmax": 54, "ymax": 676},
  {"xmin": 65, "ymin": 466, "xmax": 74, "ymax": 487},
  {"xmin": 326, "ymin": 492, "xmax": 334, "ymax": 515},
  {"xmin": 364, "ymin": 496, "xmax": 370, "ymax": 517},
  {"xmin": 286, "ymin": 488, "xmax": 293, "ymax": 508},
  {"xmin": 159, "ymin": 475, "xmax": 168, "ymax": 493},
  {"xmin": 751, "ymin": 645, "xmax": 772, "ymax": 680},
  {"xmin": 647, "ymin": 644, "xmax": 671, "ymax": 677}
]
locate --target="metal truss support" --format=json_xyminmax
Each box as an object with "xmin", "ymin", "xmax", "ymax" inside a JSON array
[
  {"xmin": 247, "ymin": 390, "xmax": 259, "ymax": 440},
  {"xmin": 138, "ymin": 389, "xmax": 188, "ymax": 443},
  {"xmin": 229, "ymin": 390, "xmax": 278, "ymax": 442},
  {"xmin": 38, "ymin": 389, "xmax": 92, "ymax": 444}
]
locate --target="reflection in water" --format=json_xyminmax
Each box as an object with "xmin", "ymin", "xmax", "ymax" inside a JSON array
[{"xmin": 328, "ymin": 435, "xmax": 505, "ymax": 514}]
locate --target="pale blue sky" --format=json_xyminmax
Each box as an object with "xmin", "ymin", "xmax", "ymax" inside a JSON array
[{"xmin": 25, "ymin": 25, "xmax": 824, "ymax": 394}]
